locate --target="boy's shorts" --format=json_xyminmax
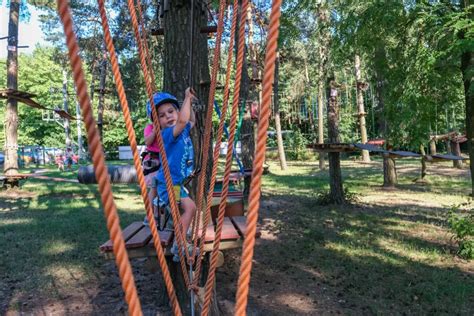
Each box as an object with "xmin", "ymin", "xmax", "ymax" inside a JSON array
[{"xmin": 158, "ymin": 184, "xmax": 189, "ymax": 208}]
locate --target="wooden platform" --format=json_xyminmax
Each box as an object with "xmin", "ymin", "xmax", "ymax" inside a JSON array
[
  {"xmin": 99, "ymin": 216, "xmax": 260, "ymax": 260},
  {"xmin": 1, "ymin": 174, "xmax": 29, "ymax": 187},
  {"xmin": 308, "ymin": 143, "xmax": 356, "ymax": 153},
  {"xmin": 0, "ymin": 88, "xmax": 44, "ymax": 109}
]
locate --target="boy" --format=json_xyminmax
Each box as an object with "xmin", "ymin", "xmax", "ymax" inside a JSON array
[{"xmin": 152, "ymin": 88, "xmax": 197, "ymax": 261}]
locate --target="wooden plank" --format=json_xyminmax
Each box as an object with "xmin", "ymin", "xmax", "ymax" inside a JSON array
[
  {"xmin": 146, "ymin": 229, "xmax": 174, "ymax": 247},
  {"xmin": 203, "ymin": 239, "xmax": 242, "ymax": 252},
  {"xmin": 126, "ymin": 225, "xmax": 152, "ymax": 249},
  {"xmin": 220, "ymin": 217, "xmax": 241, "ymax": 240},
  {"xmin": 202, "ymin": 221, "xmax": 215, "ymax": 242},
  {"xmin": 308, "ymin": 143, "xmax": 356, "ymax": 153},
  {"xmin": 389, "ymin": 150, "xmax": 421, "ymax": 158},
  {"xmin": 354, "ymin": 143, "xmax": 387, "ymax": 153},
  {"xmin": 212, "ymin": 190, "xmax": 243, "ymax": 198},
  {"xmin": 100, "ymin": 222, "xmax": 143, "ymax": 252},
  {"xmin": 230, "ymin": 216, "xmax": 261, "ymax": 238}
]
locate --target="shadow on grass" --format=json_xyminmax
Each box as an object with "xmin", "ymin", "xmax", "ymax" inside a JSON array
[
  {"xmin": 0, "ymin": 178, "xmax": 146, "ymax": 314},
  {"xmin": 224, "ymin": 193, "xmax": 473, "ymax": 315},
  {"xmin": 1, "ymin": 161, "xmax": 472, "ymax": 314}
]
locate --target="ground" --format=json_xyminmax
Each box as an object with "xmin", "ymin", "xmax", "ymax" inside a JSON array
[{"xmin": 0, "ymin": 159, "xmax": 473, "ymax": 315}]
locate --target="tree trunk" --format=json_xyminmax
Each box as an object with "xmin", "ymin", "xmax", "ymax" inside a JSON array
[
  {"xmin": 97, "ymin": 53, "xmax": 107, "ymax": 141},
  {"xmin": 451, "ymin": 141, "xmax": 463, "ymax": 169},
  {"xmin": 317, "ymin": 2, "xmax": 330, "ymax": 170},
  {"xmin": 373, "ymin": 47, "xmax": 396, "ymax": 187},
  {"xmin": 162, "ymin": 3, "xmax": 211, "ymax": 312},
  {"xmin": 460, "ymin": 0, "xmax": 474, "ymax": 195},
  {"xmin": 4, "ymin": 0, "xmax": 20, "ymax": 183},
  {"xmin": 354, "ymin": 54, "xmax": 370, "ymax": 162},
  {"xmin": 238, "ymin": 6, "xmax": 254, "ymax": 197},
  {"xmin": 75, "ymin": 95, "xmax": 83, "ymax": 159},
  {"xmin": 446, "ymin": 139, "xmax": 452, "ymax": 154},
  {"xmin": 62, "ymin": 69, "xmax": 72, "ymax": 148},
  {"xmin": 163, "ymin": 0, "xmax": 210, "ymax": 194},
  {"xmin": 429, "ymin": 139, "xmax": 437, "ymax": 155},
  {"xmin": 383, "ymin": 153, "xmax": 397, "ymax": 188},
  {"xmin": 327, "ymin": 77, "xmax": 344, "ymax": 204},
  {"xmin": 274, "ymin": 54, "xmax": 287, "ymax": 170},
  {"xmin": 420, "ymin": 144, "xmax": 427, "ymax": 181}
]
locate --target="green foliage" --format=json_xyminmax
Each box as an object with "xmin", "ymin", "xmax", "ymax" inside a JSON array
[
  {"xmin": 447, "ymin": 206, "xmax": 474, "ymax": 260},
  {"xmin": 284, "ymin": 128, "xmax": 309, "ymax": 160}
]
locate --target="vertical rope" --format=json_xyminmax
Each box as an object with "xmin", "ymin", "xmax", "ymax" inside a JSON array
[
  {"xmin": 126, "ymin": 0, "xmax": 191, "ymax": 287},
  {"xmin": 56, "ymin": 1, "xmax": 142, "ymax": 315},
  {"xmin": 200, "ymin": 1, "xmax": 249, "ymax": 314},
  {"xmin": 191, "ymin": 0, "xmax": 227, "ymax": 261},
  {"xmin": 192, "ymin": 0, "xmax": 240, "ymax": 285},
  {"xmin": 235, "ymin": 0, "xmax": 282, "ymax": 314},
  {"xmin": 97, "ymin": 1, "xmax": 181, "ymax": 315}
]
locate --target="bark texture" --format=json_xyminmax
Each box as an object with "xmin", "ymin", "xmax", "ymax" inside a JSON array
[
  {"xmin": 355, "ymin": 54, "xmax": 370, "ymax": 162},
  {"xmin": 4, "ymin": 0, "xmax": 20, "ymax": 182},
  {"xmin": 274, "ymin": 54, "xmax": 287, "ymax": 170},
  {"xmin": 327, "ymin": 77, "xmax": 344, "ymax": 204}
]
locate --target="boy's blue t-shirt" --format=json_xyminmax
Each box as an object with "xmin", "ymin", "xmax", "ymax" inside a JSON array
[{"xmin": 156, "ymin": 122, "xmax": 194, "ymax": 186}]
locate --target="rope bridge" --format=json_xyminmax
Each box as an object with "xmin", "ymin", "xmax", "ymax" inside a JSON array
[{"xmin": 57, "ymin": 0, "xmax": 282, "ymax": 315}]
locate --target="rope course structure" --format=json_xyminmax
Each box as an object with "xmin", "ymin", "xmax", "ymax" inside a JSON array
[
  {"xmin": 57, "ymin": 0, "xmax": 282, "ymax": 315},
  {"xmin": 0, "ymin": 88, "xmax": 78, "ymax": 120}
]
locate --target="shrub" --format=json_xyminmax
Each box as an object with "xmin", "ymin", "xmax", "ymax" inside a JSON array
[{"xmin": 447, "ymin": 206, "xmax": 474, "ymax": 260}]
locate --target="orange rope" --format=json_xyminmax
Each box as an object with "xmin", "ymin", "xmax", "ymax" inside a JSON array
[
  {"xmin": 235, "ymin": 0, "xmax": 282, "ymax": 314},
  {"xmin": 135, "ymin": 0, "xmax": 156, "ymax": 91},
  {"xmin": 200, "ymin": 1, "xmax": 249, "ymax": 314},
  {"xmin": 126, "ymin": 0, "xmax": 191, "ymax": 287},
  {"xmin": 56, "ymin": 1, "xmax": 142, "ymax": 315},
  {"xmin": 192, "ymin": 0, "xmax": 240, "ymax": 285},
  {"xmin": 191, "ymin": 0, "xmax": 227, "ymax": 263},
  {"xmin": 97, "ymin": 2, "xmax": 181, "ymax": 315}
]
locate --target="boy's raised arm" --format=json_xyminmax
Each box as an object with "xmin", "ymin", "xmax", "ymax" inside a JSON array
[{"xmin": 173, "ymin": 87, "xmax": 195, "ymax": 137}]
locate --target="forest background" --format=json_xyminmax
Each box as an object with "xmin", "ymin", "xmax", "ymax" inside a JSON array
[{"xmin": 0, "ymin": 0, "xmax": 471, "ymax": 159}]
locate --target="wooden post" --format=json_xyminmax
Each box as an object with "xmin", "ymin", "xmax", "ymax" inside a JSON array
[
  {"xmin": 429, "ymin": 139, "xmax": 437, "ymax": 155},
  {"xmin": 460, "ymin": 0, "xmax": 473, "ymax": 195},
  {"xmin": 451, "ymin": 140, "xmax": 463, "ymax": 169},
  {"xmin": 355, "ymin": 54, "xmax": 370, "ymax": 162},
  {"xmin": 4, "ymin": 0, "xmax": 20, "ymax": 186},
  {"xmin": 62, "ymin": 70, "xmax": 72, "ymax": 148},
  {"xmin": 274, "ymin": 53, "xmax": 287, "ymax": 170},
  {"xmin": 97, "ymin": 52, "xmax": 107, "ymax": 141},
  {"xmin": 317, "ymin": 3, "xmax": 329, "ymax": 170},
  {"xmin": 327, "ymin": 77, "xmax": 344, "ymax": 204},
  {"xmin": 420, "ymin": 144, "xmax": 427, "ymax": 181}
]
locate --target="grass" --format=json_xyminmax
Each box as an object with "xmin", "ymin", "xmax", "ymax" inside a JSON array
[{"xmin": 1, "ymin": 158, "xmax": 473, "ymax": 314}]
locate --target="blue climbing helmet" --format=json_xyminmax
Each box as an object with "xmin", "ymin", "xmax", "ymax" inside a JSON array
[{"xmin": 146, "ymin": 92, "xmax": 179, "ymax": 119}]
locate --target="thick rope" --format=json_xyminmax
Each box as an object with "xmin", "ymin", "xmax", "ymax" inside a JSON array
[
  {"xmin": 97, "ymin": 2, "xmax": 181, "ymax": 315},
  {"xmin": 56, "ymin": 1, "xmax": 142, "ymax": 315},
  {"xmin": 191, "ymin": 0, "xmax": 227, "ymax": 263},
  {"xmin": 135, "ymin": 0, "xmax": 156, "ymax": 91},
  {"xmin": 200, "ymin": 1, "xmax": 249, "ymax": 314},
  {"xmin": 234, "ymin": 1, "xmax": 282, "ymax": 314},
  {"xmin": 126, "ymin": 0, "xmax": 191, "ymax": 287},
  {"xmin": 192, "ymin": 0, "xmax": 240, "ymax": 286}
]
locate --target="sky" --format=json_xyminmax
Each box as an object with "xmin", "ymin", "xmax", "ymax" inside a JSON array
[{"xmin": 0, "ymin": 3, "xmax": 48, "ymax": 59}]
